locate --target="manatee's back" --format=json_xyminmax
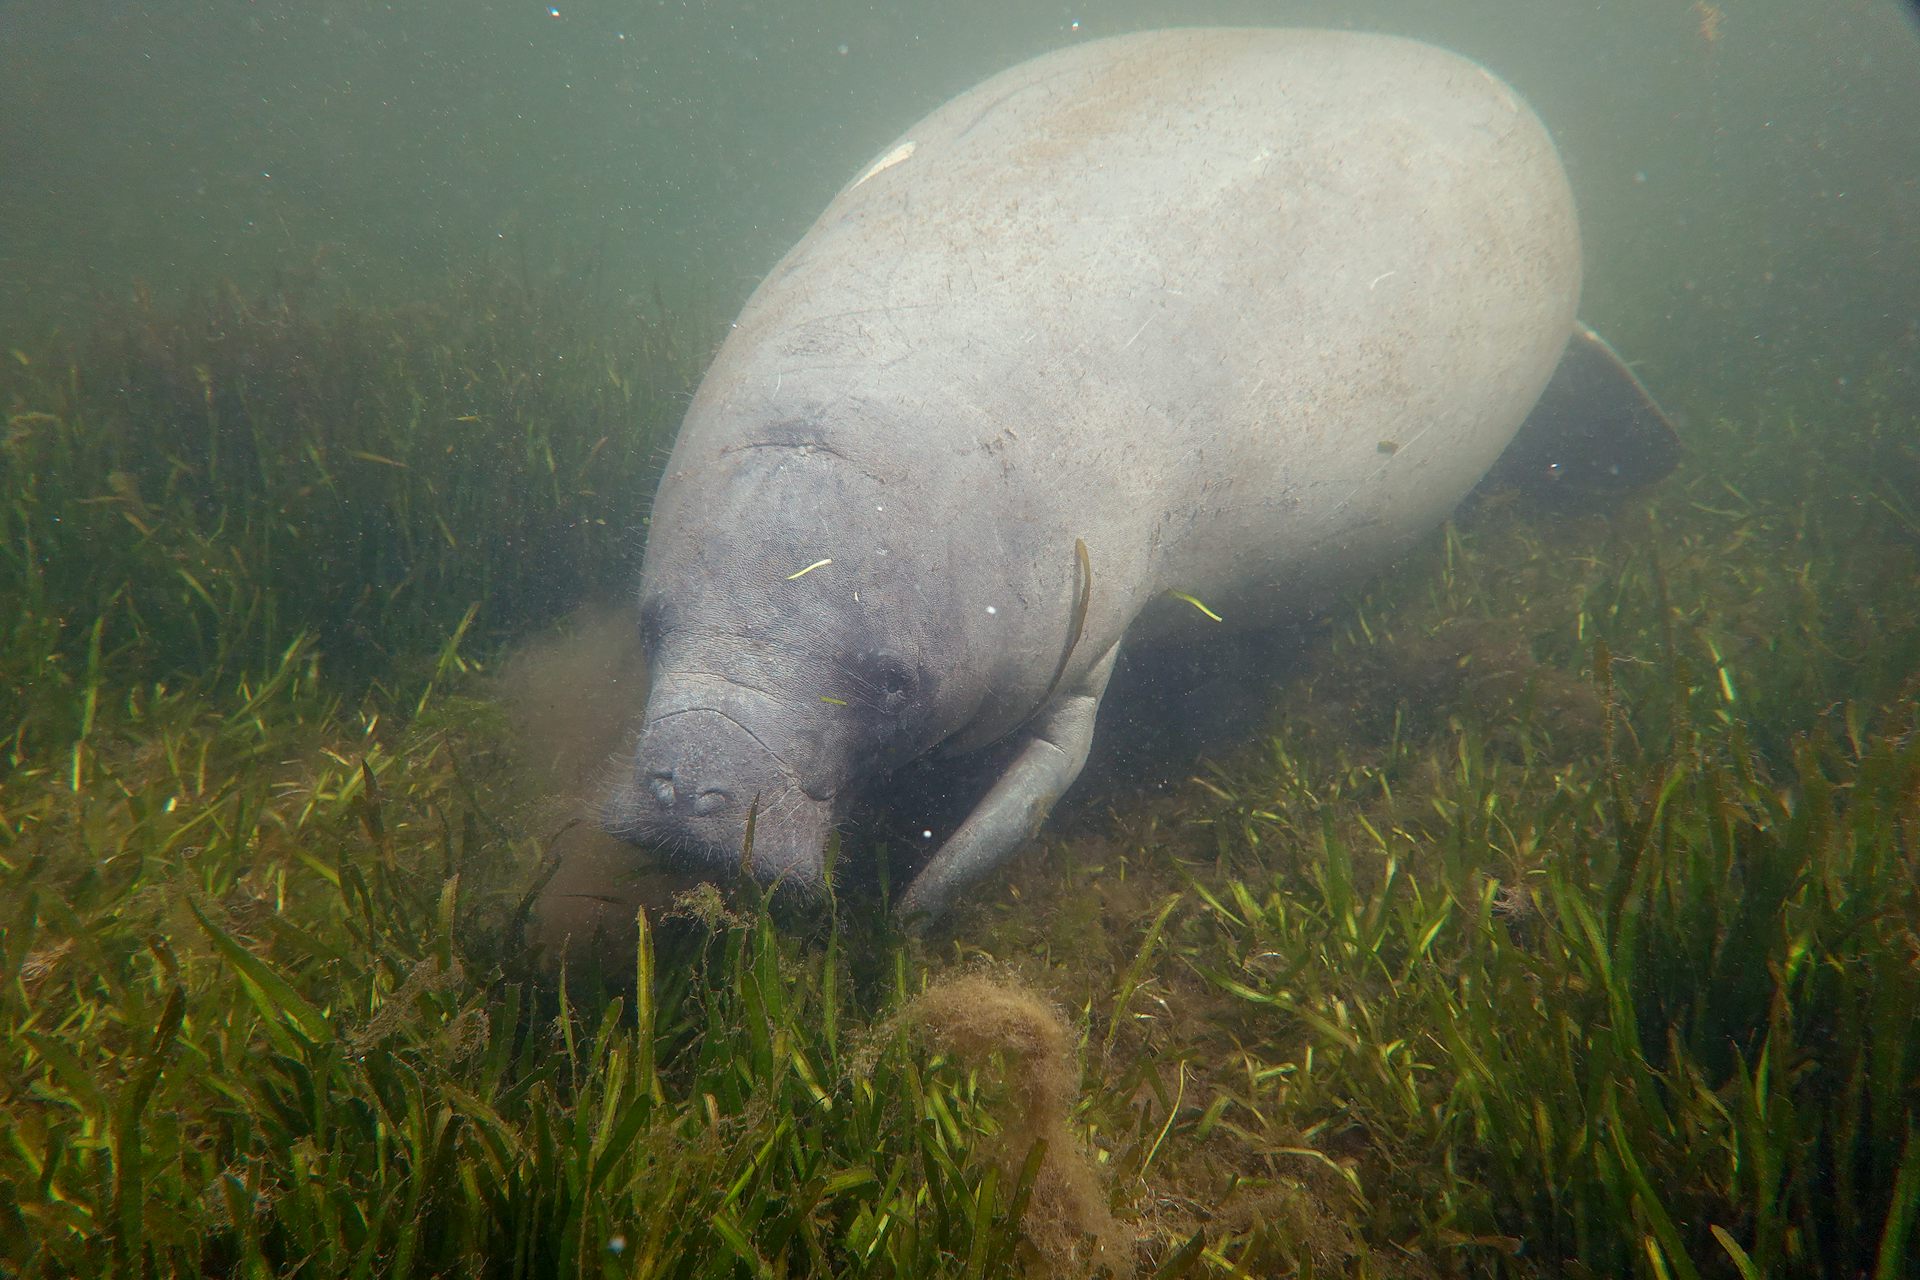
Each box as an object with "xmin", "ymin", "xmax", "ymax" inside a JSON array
[{"xmin": 672, "ymin": 28, "xmax": 1578, "ymax": 640}]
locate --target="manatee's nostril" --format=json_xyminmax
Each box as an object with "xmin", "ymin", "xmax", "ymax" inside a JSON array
[
  {"xmin": 692, "ymin": 788, "xmax": 732, "ymax": 817},
  {"xmin": 648, "ymin": 769, "xmax": 676, "ymax": 807}
]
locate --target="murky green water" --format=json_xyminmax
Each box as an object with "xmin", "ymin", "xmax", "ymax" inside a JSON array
[{"xmin": 5, "ymin": 1, "xmax": 1916, "ymax": 403}]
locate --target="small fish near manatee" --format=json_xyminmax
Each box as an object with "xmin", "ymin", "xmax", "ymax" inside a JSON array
[{"xmin": 601, "ymin": 28, "xmax": 1677, "ymax": 923}]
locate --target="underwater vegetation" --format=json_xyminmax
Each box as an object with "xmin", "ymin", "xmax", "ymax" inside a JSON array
[
  {"xmin": 0, "ymin": 278, "xmax": 1916, "ymax": 1279},
  {"xmin": 1, "ymin": 265, "xmax": 694, "ymax": 741}
]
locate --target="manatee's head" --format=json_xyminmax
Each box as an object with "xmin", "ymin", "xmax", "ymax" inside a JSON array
[{"xmin": 603, "ymin": 439, "xmax": 974, "ymax": 896}]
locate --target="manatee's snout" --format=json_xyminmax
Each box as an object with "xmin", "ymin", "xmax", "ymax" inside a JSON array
[
  {"xmin": 605, "ymin": 707, "xmax": 833, "ymax": 894},
  {"xmin": 642, "ymin": 763, "xmax": 736, "ymax": 819}
]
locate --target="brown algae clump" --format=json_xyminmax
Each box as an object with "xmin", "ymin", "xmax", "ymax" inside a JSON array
[{"xmin": 906, "ymin": 974, "xmax": 1131, "ymax": 1276}]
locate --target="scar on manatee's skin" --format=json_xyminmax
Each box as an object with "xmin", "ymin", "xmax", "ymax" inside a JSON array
[
  {"xmin": 851, "ymin": 141, "xmax": 917, "ymax": 188},
  {"xmin": 1167, "ymin": 589, "xmax": 1224, "ymax": 622},
  {"xmin": 1037, "ymin": 538, "xmax": 1093, "ymax": 712}
]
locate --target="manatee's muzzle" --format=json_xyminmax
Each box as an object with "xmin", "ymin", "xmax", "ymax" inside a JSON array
[{"xmin": 604, "ymin": 705, "xmax": 833, "ymax": 894}]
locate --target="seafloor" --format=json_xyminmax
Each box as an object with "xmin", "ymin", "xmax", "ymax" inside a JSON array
[{"xmin": 1, "ymin": 278, "xmax": 1915, "ymax": 1278}]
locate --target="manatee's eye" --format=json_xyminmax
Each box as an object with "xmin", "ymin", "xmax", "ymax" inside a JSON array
[
  {"xmin": 877, "ymin": 661, "xmax": 914, "ymax": 705},
  {"xmin": 851, "ymin": 650, "xmax": 918, "ymax": 714}
]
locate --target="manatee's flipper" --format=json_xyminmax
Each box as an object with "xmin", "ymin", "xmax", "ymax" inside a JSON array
[
  {"xmin": 1477, "ymin": 322, "xmax": 1681, "ymax": 507},
  {"xmin": 896, "ymin": 646, "xmax": 1118, "ymax": 924}
]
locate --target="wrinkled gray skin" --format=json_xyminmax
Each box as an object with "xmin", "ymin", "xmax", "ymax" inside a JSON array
[{"xmin": 606, "ymin": 29, "xmax": 1583, "ymax": 920}]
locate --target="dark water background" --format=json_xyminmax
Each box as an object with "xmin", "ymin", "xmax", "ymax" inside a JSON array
[{"xmin": 4, "ymin": 0, "xmax": 1917, "ymax": 418}]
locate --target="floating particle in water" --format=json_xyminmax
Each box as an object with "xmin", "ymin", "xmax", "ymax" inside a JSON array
[{"xmin": 1693, "ymin": 0, "xmax": 1724, "ymax": 46}]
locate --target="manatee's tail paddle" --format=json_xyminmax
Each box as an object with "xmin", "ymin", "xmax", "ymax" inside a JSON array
[{"xmin": 1476, "ymin": 322, "xmax": 1682, "ymax": 507}]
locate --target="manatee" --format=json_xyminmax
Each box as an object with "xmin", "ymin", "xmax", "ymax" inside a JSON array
[{"xmin": 602, "ymin": 27, "xmax": 1676, "ymax": 922}]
